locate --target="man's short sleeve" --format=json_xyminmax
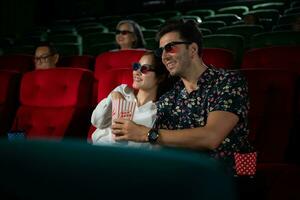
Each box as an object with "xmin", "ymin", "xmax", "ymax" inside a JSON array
[{"xmin": 208, "ymin": 71, "xmax": 249, "ymax": 120}]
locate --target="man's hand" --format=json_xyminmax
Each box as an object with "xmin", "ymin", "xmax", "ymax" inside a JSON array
[{"xmin": 111, "ymin": 118, "xmax": 150, "ymax": 142}]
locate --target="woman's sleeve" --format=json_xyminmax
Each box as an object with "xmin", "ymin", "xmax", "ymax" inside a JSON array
[
  {"xmin": 92, "ymin": 128, "xmax": 112, "ymax": 144},
  {"xmin": 91, "ymin": 97, "xmax": 112, "ymax": 129}
]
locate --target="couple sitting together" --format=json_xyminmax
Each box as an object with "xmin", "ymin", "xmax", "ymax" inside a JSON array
[{"xmin": 91, "ymin": 19, "xmax": 253, "ymax": 178}]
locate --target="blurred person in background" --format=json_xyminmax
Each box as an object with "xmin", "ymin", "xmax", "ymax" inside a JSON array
[
  {"xmin": 292, "ymin": 16, "xmax": 300, "ymax": 31},
  {"xmin": 34, "ymin": 41, "xmax": 59, "ymax": 70},
  {"xmin": 243, "ymin": 13, "xmax": 260, "ymax": 25},
  {"xmin": 114, "ymin": 20, "xmax": 146, "ymax": 50}
]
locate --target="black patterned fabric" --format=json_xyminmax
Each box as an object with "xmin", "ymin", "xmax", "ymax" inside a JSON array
[{"xmin": 155, "ymin": 66, "xmax": 253, "ymax": 175}]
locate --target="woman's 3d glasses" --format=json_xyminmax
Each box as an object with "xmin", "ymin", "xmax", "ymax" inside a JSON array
[{"xmin": 132, "ymin": 63, "xmax": 155, "ymax": 74}]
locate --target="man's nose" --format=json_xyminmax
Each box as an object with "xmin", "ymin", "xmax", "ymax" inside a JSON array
[{"xmin": 162, "ymin": 51, "xmax": 171, "ymax": 61}]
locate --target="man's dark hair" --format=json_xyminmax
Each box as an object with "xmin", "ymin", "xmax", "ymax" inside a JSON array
[
  {"xmin": 34, "ymin": 41, "xmax": 58, "ymax": 55},
  {"xmin": 156, "ymin": 19, "xmax": 203, "ymax": 57}
]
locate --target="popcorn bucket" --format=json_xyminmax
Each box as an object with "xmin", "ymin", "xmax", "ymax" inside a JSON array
[
  {"xmin": 112, "ymin": 99, "xmax": 136, "ymax": 122},
  {"xmin": 234, "ymin": 152, "xmax": 257, "ymax": 176},
  {"xmin": 111, "ymin": 99, "xmax": 136, "ymax": 144}
]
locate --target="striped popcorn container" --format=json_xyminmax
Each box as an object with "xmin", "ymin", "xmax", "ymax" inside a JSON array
[
  {"xmin": 234, "ymin": 152, "xmax": 257, "ymax": 176},
  {"xmin": 112, "ymin": 99, "xmax": 136, "ymax": 122}
]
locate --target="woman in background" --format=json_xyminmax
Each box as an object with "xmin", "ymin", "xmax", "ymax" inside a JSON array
[{"xmin": 114, "ymin": 20, "xmax": 146, "ymax": 50}]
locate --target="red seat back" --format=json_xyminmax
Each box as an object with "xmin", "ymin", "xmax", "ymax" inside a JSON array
[
  {"xmin": 57, "ymin": 55, "xmax": 95, "ymax": 70},
  {"xmin": 0, "ymin": 54, "xmax": 34, "ymax": 73},
  {"xmin": 98, "ymin": 68, "xmax": 133, "ymax": 101},
  {"xmin": 93, "ymin": 49, "xmax": 145, "ymax": 105},
  {"xmin": 94, "ymin": 49, "xmax": 146, "ymax": 81},
  {"xmin": 202, "ymin": 48, "xmax": 235, "ymax": 69},
  {"xmin": 13, "ymin": 68, "xmax": 94, "ymax": 139},
  {"xmin": 242, "ymin": 46, "xmax": 300, "ymax": 159},
  {"xmin": 241, "ymin": 68, "xmax": 296, "ymax": 162},
  {"xmin": 0, "ymin": 70, "xmax": 21, "ymax": 136},
  {"xmin": 242, "ymin": 46, "xmax": 300, "ymax": 72}
]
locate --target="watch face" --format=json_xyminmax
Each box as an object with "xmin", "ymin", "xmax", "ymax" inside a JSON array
[
  {"xmin": 148, "ymin": 129, "xmax": 159, "ymax": 143},
  {"xmin": 149, "ymin": 131, "xmax": 157, "ymax": 139}
]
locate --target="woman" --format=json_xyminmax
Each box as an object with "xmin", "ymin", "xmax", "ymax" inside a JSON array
[
  {"xmin": 115, "ymin": 20, "xmax": 146, "ymax": 50},
  {"xmin": 91, "ymin": 51, "xmax": 170, "ymax": 146}
]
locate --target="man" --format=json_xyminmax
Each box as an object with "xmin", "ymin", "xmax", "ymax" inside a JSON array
[
  {"xmin": 112, "ymin": 20, "xmax": 253, "ymax": 175},
  {"xmin": 34, "ymin": 42, "xmax": 59, "ymax": 70}
]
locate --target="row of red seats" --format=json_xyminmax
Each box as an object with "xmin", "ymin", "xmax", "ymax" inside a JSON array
[
  {"xmin": 0, "ymin": 68, "xmax": 300, "ymax": 199},
  {"xmin": 0, "ymin": 67, "xmax": 298, "ymax": 163},
  {"xmin": 1, "ymin": 46, "xmax": 300, "ymax": 161},
  {"xmin": 1, "ymin": 47, "xmax": 299, "ymax": 200},
  {"xmin": 0, "ymin": 48, "xmax": 236, "ymax": 72},
  {"xmin": 0, "ymin": 48, "xmax": 235, "ymax": 103},
  {"xmin": 2, "ymin": 46, "xmax": 300, "ymax": 103},
  {"xmin": 1, "ymin": 45, "xmax": 300, "ymax": 73}
]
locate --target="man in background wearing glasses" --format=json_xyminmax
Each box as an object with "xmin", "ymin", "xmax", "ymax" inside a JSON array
[{"xmin": 34, "ymin": 42, "xmax": 59, "ymax": 70}]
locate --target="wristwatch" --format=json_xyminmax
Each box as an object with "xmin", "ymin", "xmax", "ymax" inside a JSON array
[{"xmin": 147, "ymin": 128, "xmax": 159, "ymax": 144}]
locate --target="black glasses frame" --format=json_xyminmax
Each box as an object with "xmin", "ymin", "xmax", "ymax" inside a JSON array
[{"xmin": 155, "ymin": 41, "xmax": 192, "ymax": 57}]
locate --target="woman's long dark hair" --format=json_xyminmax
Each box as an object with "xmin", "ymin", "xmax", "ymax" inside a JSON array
[{"xmin": 143, "ymin": 51, "xmax": 175, "ymax": 100}]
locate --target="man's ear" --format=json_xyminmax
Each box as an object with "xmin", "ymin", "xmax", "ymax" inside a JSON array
[
  {"xmin": 54, "ymin": 53, "xmax": 59, "ymax": 64},
  {"xmin": 190, "ymin": 42, "xmax": 198, "ymax": 58}
]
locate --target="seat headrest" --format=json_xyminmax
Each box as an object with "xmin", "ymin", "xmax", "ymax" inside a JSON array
[{"xmin": 20, "ymin": 68, "xmax": 93, "ymax": 107}]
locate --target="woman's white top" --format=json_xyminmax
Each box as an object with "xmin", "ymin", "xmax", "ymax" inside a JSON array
[{"xmin": 91, "ymin": 84, "xmax": 156, "ymax": 148}]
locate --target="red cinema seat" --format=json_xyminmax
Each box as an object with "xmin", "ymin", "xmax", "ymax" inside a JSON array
[
  {"xmin": 242, "ymin": 46, "xmax": 300, "ymax": 72},
  {"xmin": 0, "ymin": 54, "xmax": 34, "ymax": 73},
  {"xmin": 240, "ymin": 45, "xmax": 300, "ymax": 200},
  {"xmin": 242, "ymin": 47, "xmax": 300, "ymax": 157},
  {"xmin": 94, "ymin": 49, "xmax": 146, "ymax": 78},
  {"xmin": 98, "ymin": 68, "xmax": 133, "ymax": 101},
  {"xmin": 241, "ymin": 69, "xmax": 296, "ymax": 163},
  {"xmin": 202, "ymin": 48, "xmax": 235, "ymax": 69},
  {"xmin": 88, "ymin": 68, "xmax": 133, "ymax": 142},
  {"xmin": 0, "ymin": 70, "xmax": 21, "ymax": 136},
  {"xmin": 12, "ymin": 68, "xmax": 94, "ymax": 140},
  {"xmin": 57, "ymin": 55, "xmax": 95, "ymax": 70},
  {"xmin": 93, "ymin": 49, "xmax": 145, "ymax": 105}
]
